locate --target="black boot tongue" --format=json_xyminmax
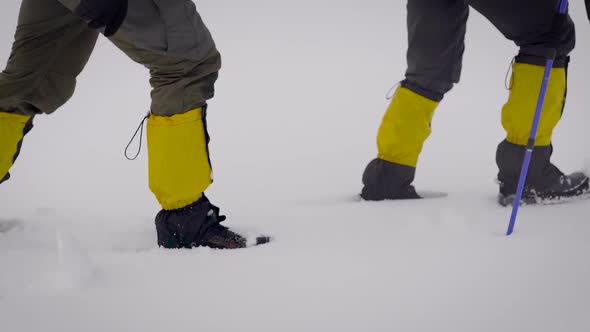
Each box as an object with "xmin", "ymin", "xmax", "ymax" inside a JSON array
[
  {"xmin": 207, "ymin": 203, "xmax": 226, "ymax": 223},
  {"xmin": 205, "ymin": 207, "xmax": 226, "ymax": 226}
]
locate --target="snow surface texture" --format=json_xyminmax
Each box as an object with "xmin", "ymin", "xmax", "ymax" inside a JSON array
[{"xmin": 1, "ymin": 1, "xmax": 590, "ymax": 331}]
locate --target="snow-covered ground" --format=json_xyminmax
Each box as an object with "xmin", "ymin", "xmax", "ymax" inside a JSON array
[{"xmin": 1, "ymin": 1, "xmax": 590, "ymax": 331}]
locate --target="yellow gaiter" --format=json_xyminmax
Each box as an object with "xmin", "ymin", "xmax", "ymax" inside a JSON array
[
  {"xmin": 0, "ymin": 112, "xmax": 32, "ymax": 183},
  {"xmin": 377, "ymin": 87, "xmax": 438, "ymax": 167},
  {"xmin": 502, "ymin": 62, "xmax": 566, "ymax": 146},
  {"xmin": 147, "ymin": 107, "xmax": 212, "ymax": 210}
]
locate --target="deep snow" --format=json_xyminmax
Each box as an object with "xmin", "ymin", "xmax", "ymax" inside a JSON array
[{"xmin": 1, "ymin": 1, "xmax": 590, "ymax": 331}]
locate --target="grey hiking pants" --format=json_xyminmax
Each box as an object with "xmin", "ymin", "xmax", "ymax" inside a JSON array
[
  {"xmin": 0, "ymin": 0, "xmax": 221, "ymax": 117},
  {"xmin": 403, "ymin": 0, "xmax": 575, "ymax": 101}
]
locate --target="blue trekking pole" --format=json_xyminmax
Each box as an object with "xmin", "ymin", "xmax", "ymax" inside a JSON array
[{"xmin": 506, "ymin": 0, "xmax": 568, "ymax": 236}]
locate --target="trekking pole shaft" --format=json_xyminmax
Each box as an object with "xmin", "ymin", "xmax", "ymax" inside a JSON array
[
  {"xmin": 506, "ymin": 58, "xmax": 554, "ymax": 236},
  {"xmin": 506, "ymin": 150, "xmax": 533, "ymax": 235},
  {"xmin": 505, "ymin": 0, "xmax": 567, "ymax": 236}
]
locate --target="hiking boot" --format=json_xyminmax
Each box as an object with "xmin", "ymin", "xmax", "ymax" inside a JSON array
[
  {"xmin": 496, "ymin": 140, "xmax": 589, "ymax": 206},
  {"xmin": 360, "ymin": 158, "xmax": 421, "ymax": 200},
  {"xmin": 156, "ymin": 195, "xmax": 256, "ymax": 249}
]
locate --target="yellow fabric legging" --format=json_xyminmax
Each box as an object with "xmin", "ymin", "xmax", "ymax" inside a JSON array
[
  {"xmin": 502, "ymin": 62, "xmax": 565, "ymax": 146},
  {"xmin": 377, "ymin": 87, "xmax": 438, "ymax": 167},
  {"xmin": 147, "ymin": 107, "xmax": 212, "ymax": 210},
  {"xmin": 0, "ymin": 112, "xmax": 32, "ymax": 181}
]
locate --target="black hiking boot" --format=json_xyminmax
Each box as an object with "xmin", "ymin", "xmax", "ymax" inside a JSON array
[
  {"xmin": 496, "ymin": 140, "xmax": 590, "ymax": 206},
  {"xmin": 360, "ymin": 158, "xmax": 421, "ymax": 200},
  {"xmin": 155, "ymin": 195, "xmax": 270, "ymax": 249}
]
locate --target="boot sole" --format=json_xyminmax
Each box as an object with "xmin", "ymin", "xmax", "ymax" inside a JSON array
[
  {"xmin": 202, "ymin": 235, "xmax": 272, "ymax": 249},
  {"xmin": 498, "ymin": 188, "xmax": 590, "ymax": 207},
  {"xmin": 358, "ymin": 190, "xmax": 448, "ymax": 201}
]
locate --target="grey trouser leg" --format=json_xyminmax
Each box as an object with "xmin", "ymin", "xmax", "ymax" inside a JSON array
[
  {"xmin": 108, "ymin": 36, "xmax": 220, "ymax": 117},
  {"xmin": 469, "ymin": 0, "xmax": 575, "ymax": 66},
  {"xmin": 0, "ymin": 0, "xmax": 99, "ymax": 116},
  {"xmin": 106, "ymin": 0, "xmax": 221, "ymax": 116},
  {"xmin": 403, "ymin": 0, "xmax": 469, "ymax": 102},
  {"xmin": 403, "ymin": 0, "xmax": 575, "ymax": 101},
  {"xmin": 0, "ymin": 0, "xmax": 221, "ymax": 117}
]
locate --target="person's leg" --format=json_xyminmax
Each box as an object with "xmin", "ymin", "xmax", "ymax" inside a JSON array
[
  {"xmin": 469, "ymin": 0, "xmax": 588, "ymax": 204},
  {"xmin": 361, "ymin": 0, "xmax": 469, "ymax": 200},
  {"xmin": 109, "ymin": 30, "xmax": 220, "ymax": 212},
  {"xmin": 0, "ymin": 0, "xmax": 99, "ymax": 183},
  {"xmin": 107, "ymin": 1, "xmax": 262, "ymax": 248}
]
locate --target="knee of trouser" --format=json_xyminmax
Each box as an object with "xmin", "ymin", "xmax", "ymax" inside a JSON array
[
  {"xmin": 404, "ymin": 45, "xmax": 463, "ymax": 102},
  {"xmin": 517, "ymin": 14, "xmax": 575, "ymax": 67},
  {"xmin": 150, "ymin": 48, "xmax": 221, "ymax": 117},
  {"xmin": 377, "ymin": 87, "xmax": 439, "ymax": 167},
  {"xmin": 147, "ymin": 107, "xmax": 213, "ymax": 210},
  {"xmin": 0, "ymin": 111, "xmax": 33, "ymax": 184}
]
